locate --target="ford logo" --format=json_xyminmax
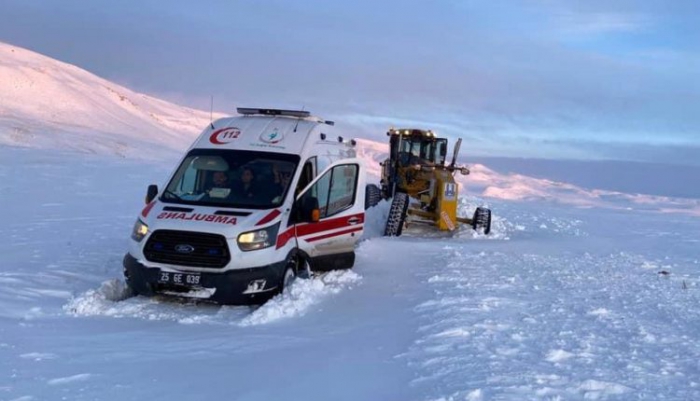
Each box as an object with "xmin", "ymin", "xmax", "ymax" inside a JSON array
[{"xmin": 175, "ymin": 244, "xmax": 195, "ymax": 254}]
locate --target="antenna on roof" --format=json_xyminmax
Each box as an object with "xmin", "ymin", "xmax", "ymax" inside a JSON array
[
  {"xmin": 209, "ymin": 95, "xmax": 215, "ymax": 129},
  {"xmin": 293, "ymin": 105, "xmax": 305, "ymax": 133}
]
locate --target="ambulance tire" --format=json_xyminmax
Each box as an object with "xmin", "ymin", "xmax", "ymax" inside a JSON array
[
  {"xmin": 298, "ymin": 258, "xmax": 312, "ymax": 279},
  {"xmin": 280, "ymin": 256, "xmax": 298, "ymax": 293},
  {"xmin": 124, "ymin": 279, "xmax": 138, "ymax": 297},
  {"xmin": 122, "ymin": 265, "xmax": 140, "ymax": 297},
  {"xmin": 384, "ymin": 192, "xmax": 409, "ymax": 237},
  {"xmin": 471, "ymin": 207, "xmax": 492, "ymax": 235},
  {"xmin": 282, "ymin": 267, "xmax": 296, "ymax": 291}
]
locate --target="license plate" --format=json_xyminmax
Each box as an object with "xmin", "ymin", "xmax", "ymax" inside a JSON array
[{"xmin": 158, "ymin": 271, "xmax": 202, "ymax": 286}]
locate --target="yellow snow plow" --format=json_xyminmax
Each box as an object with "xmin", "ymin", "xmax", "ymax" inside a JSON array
[{"xmin": 379, "ymin": 128, "xmax": 491, "ymax": 236}]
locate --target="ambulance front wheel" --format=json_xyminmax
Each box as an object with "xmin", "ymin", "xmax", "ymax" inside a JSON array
[
  {"xmin": 280, "ymin": 256, "xmax": 300, "ymax": 293},
  {"xmin": 282, "ymin": 266, "xmax": 296, "ymax": 292},
  {"xmin": 122, "ymin": 254, "xmax": 147, "ymax": 297}
]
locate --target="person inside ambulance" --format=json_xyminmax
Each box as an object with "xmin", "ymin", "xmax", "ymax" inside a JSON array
[
  {"xmin": 270, "ymin": 163, "xmax": 293, "ymax": 203},
  {"xmin": 211, "ymin": 171, "xmax": 229, "ymax": 188},
  {"xmin": 206, "ymin": 170, "xmax": 231, "ymax": 200},
  {"xmin": 231, "ymin": 167, "xmax": 257, "ymax": 202}
]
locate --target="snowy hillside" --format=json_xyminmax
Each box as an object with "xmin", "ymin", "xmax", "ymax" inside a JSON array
[{"xmin": 0, "ymin": 41, "xmax": 221, "ymax": 159}]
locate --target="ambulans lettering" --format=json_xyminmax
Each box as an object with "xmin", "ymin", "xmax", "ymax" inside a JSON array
[
  {"xmin": 209, "ymin": 127, "xmax": 241, "ymax": 145},
  {"xmin": 156, "ymin": 212, "xmax": 237, "ymax": 225}
]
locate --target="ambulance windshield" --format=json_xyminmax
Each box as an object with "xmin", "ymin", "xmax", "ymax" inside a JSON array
[{"xmin": 161, "ymin": 149, "xmax": 299, "ymax": 209}]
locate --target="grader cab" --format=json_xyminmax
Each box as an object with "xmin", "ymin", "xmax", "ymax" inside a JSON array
[{"xmin": 379, "ymin": 128, "xmax": 491, "ymax": 236}]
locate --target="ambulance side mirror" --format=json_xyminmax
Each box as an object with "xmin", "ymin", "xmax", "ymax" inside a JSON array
[{"xmin": 146, "ymin": 184, "xmax": 158, "ymax": 204}]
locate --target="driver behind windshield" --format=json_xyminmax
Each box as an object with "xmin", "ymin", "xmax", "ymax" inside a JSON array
[
  {"xmin": 211, "ymin": 171, "xmax": 229, "ymax": 188},
  {"xmin": 207, "ymin": 170, "xmax": 231, "ymax": 199}
]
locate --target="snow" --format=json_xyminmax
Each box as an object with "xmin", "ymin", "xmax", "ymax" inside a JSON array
[
  {"xmin": 61, "ymin": 266, "xmax": 363, "ymax": 327},
  {"xmin": 47, "ymin": 374, "xmax": 93, "ymax": 386},
  {"xmin": 239, "ymin": 270, "xmax": 363, "ymax": 327},
  {"xmin": 2, "ymin": 42, "xmax": 700, "ymax": 401}
]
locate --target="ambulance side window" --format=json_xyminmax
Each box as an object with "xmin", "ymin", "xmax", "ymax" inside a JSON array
[
  {"xmin": 326, "ymin": 164, "xmax": 358, "ymax": 216},
  {"xmin": 314, "ymin": 171, "xmax": 331, "ymax": 217},
  {"xmin": 297, "ymin": 163, "xmax": 358, "ymax": 220}
]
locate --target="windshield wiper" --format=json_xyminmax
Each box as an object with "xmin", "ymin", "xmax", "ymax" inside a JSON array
[{"xmin": 163, "ymin": 189, "xmax": 182, "ymax": 201}]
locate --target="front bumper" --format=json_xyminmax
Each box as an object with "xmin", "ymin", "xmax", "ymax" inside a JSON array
[{"xmin": 123, "ymin": 253, "xmax": 286, "ymax": 305}]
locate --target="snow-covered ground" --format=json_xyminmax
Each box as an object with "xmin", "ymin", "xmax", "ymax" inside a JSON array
[
  {"xmin": 2, "ymin": 146, "xmax": 699, "ymax": 401},
  {"xmin": 2, "ymin": 41, "xmax": 700, "ymax": 401}
]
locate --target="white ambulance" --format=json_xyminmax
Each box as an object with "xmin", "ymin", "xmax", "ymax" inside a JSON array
[{"xmin": 123, "ymin": 108, "xmax": 370, "ymax": 305}]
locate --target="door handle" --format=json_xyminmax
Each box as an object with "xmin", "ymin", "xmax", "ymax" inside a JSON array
[{"xmin": 347, "ymin": 217, "xmax": 361, "ymax": 225}]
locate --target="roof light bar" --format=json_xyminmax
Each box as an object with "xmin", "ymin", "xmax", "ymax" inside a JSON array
[
  {"xmin": 388, "ymin": 128, "xmax": 439, "ymax": 137},
  {"xmin": 237, "ymin": 108, "xmax": 311, "ymax": 118}
]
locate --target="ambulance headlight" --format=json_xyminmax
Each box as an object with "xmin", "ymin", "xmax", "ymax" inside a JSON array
[
  {"xmin": 131, "ymin": 219, "xmax": 149, "ymax": 242},
  {"xmin": 237, "ymin": 223, "xmax": 280, "ymax": 251}
]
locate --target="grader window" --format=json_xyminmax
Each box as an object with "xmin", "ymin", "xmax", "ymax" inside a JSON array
[
  {"xmin": 401, "ymin": 138, "xmax": 443, "ymax": 165},
  {"xmin": 390, "ymin": 132, "xmax": 447, "ymax": 166},
  {"xmin": 435, "ymin": 139, "xmax": 447, "ymax": 165}
]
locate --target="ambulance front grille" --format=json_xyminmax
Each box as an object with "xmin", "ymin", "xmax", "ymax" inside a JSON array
[{"xmin": 144, "ymin": 230, "xmax": 230, "ymax": 268}]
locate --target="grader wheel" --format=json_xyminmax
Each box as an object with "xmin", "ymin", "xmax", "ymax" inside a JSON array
[
  {"xmin": 471, "ymin": 207, "xmax": 492, "ymax": 235},
  {"xmin": 384, "ymin": 192, "xmax": 409, "ymax": 237}
]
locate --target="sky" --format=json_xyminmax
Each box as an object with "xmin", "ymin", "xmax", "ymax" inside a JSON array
[{"xmin": 1, "ymin": 0, "xmax": 699, "ymax": 165}]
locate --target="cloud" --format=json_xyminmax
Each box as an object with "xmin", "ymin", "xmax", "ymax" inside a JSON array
[{"xmin": 554, "ymin": 12, "xmax": 650, "ymax": 36}]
